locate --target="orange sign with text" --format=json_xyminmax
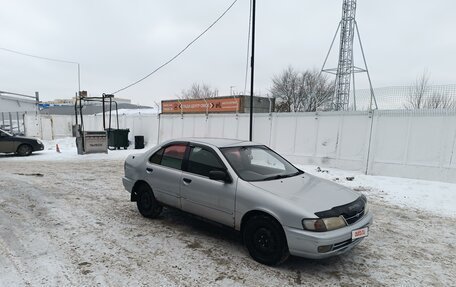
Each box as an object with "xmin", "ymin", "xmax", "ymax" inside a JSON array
[{"xmin": 162, "ymin": 98, "xmax": 241, "ymax": 114}]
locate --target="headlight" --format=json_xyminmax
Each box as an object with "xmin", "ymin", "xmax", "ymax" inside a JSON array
[
  {"xmin": 36, "ymin": 139, "xmax": 43, "ymax": 145},
  {"xmin": 364, "ymin": 201, "xmax": 369, "ymax": 214},
  {"xmin": 302, "ymin": 216, "xmax": 347, "ymax": 232}
]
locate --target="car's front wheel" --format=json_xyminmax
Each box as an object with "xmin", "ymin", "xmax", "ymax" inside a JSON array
[
  {"xmin": 243, "ymin": 214, "xmax": 290, "ymax": 266},
  {"xmin": 16, "ymin": 144, "xmax": 32, "ymax": 156},
  {"xmin": 136, "ymin": 183, "xmax": 163, "ymax": 218}
]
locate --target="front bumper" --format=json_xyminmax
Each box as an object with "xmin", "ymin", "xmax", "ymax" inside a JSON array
[
  {"xmin": 33, "ymin": 143, "xmax": 44, "ymax": 151},
  {"xmin": 284, "ymin": 211, "xmax": 373, "ymax": 259},
  {"xmin": 122, "ymin": 176, "xmax": 134, "ymax": 193}
]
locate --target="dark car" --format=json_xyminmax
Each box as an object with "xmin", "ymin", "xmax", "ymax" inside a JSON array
[{"xmin": 0, "ymin": 129, "xmax": 44, "ymax": 156}]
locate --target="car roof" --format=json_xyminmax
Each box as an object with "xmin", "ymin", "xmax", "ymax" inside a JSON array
[{"xmin": 171, "ymin": 137, "xmax": 261, "ymax": 148}]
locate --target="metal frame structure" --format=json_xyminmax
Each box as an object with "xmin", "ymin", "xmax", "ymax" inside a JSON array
[
  {"xmin": 74, "ymin": 93, "xmax": 120, "ymax": 153},
  {"xmin": 321, "ymin": 0, "xmax": 377, "ymax": 111}
]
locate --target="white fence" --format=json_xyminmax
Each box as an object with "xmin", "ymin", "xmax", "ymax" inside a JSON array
[
  {"xmin": 25, "ymin": 110, "xmax": 456, "ymax": 183},
  {"xmin": 24, "ymin": 113, "xmax": 160, "ymax": 146}
]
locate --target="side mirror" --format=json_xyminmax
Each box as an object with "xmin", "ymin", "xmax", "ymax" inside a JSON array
[{"xmin": 209, "ymin": 170, "xmax": 231, "ymax": 183}]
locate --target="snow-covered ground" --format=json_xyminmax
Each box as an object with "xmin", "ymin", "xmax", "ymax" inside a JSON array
[{"xmin": 1, "ymin": 138, "xmax": 456, "ymax": 286}]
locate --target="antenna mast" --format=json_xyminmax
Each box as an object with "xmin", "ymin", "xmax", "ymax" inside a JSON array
[{"xmin": 321, "ymin": 0, "xmax": 377, "ymax": 111}]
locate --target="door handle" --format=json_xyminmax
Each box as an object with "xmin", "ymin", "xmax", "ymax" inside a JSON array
[
  {"xmin": 146, "ymin": 167, "xmax": 153, "ymax": 173},
  {"xmin": 183, "ymin": 178, "xmax": 192, "ymax": 184}
]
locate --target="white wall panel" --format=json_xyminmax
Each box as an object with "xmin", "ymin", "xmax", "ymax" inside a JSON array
[
  {"xmin": 235, "ymin": 115, "xmax": 250, "ymax": 141},
  {"xmin": 220, "ymin": 116, "xmax": 238, "ymax": 139},
  {"xmin": 314, "ymin": 115, "xmax": 340, "ymax": 159},
  {"xmin": 270, "ymin": 115, "xmax": 296, "ymax": 154},
  {"xmin": 368, "ymin": 110, "xmax": 456, "ymax": 183},
  {"xmin": 370, "ymin": 115, "xmax": 408, "ymax": 164},
  {"xmin": 192, "ymin": 117, "xmax": 208, "ymax": 138},
  {"xmin": 293, "ymin": 114, "xmax": 319, "ymax": 157},
  {"xmin": 208, "ymin": 116, "xmax": 225, "ymax": 138},
  {"xmin": 337, "ymin": 114, "xmax": 370, "ymax": 161},
  {"xmin": 24, "ymin": 110, "xmax": 456, "ymax": 183},
  {"xmin": 252, "ymin": 115, "xmax": 271, "ymax": 146}
]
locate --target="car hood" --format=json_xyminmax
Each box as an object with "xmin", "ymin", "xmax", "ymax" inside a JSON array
[
  {"xmin": 13, "ymin": 136, "xmax": 39, "ymax": 141},
  {"xmin": 248, "ymin": 173, "xmax": 360, "ymax": 215}
]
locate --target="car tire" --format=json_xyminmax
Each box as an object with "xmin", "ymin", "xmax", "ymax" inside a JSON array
[
  {"xmin": 243, "ymin": 214, "xmax": 290, "ymax": 266},
  {"xmin": 136, "ymin": 183, "xmax": 163, "ymax": 219},
  {"xmin": 16, "ymin": 144, "xmax": 32, "ymax": 156}
]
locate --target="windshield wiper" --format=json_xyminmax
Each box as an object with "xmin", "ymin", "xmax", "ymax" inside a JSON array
[{"xmin": 262, "ymin": 171, "xmax": 301, "ymax": 181}]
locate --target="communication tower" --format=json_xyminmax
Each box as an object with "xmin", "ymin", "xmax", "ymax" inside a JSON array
[{"xmin": 321, "ymin": 0, "xmax": 377, "ymax": 111}]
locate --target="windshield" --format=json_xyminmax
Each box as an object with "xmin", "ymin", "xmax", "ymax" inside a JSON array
[{"xmin": 220, "ymin": 145, "xmax": 302, "ymax": 181}]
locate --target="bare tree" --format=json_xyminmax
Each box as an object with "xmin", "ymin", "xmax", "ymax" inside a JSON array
[
  {"xmin": 270, "ymin": 67, "xmax": 300, "ymax": 112},
  {"xmin": 405, "ymin": 72, "xmax": 429, "ymax": 109},
  {"xmin": 180, "ymin": 83, "xmax": 219, "ymax": 99},
  {"xmin": 301, "ymin": 71, "xmax": 334, "ymax": 111},
  {"xmin": 424, "ymin": 93, "xmax": 455, "ymax": 109},
  {"xmin": 270, "ymin": 67, "xmax": 334, "ymax": 112},
  {"xmin": 405, "ymin": 72, "xmax": 455, "ymax": 109}
]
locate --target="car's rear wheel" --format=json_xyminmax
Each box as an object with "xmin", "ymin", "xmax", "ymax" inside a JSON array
[
  {"xmin": 16, "ymin": 144, "xmax": 32, "ymax": 156},
  {"xmin": 243, "ymin": 214, "xmax": 289, "ymax": 266},
  {"xmin": 136, "ymin": 183, "xmax": 162, "ymax": 218}
]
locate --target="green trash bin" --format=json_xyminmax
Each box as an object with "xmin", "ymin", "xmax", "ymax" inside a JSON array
[{"xmin": 106, "ymin": 128, "xmax": 130, "ymax": 149}]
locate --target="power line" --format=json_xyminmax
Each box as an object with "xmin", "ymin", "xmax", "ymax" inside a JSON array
[
  {"xmin": 111, "ymin": 0, "xmax": 239, "ymax": 95},
  {"xmin": 243, "ymin": 0, "xmax": 253, "ymax": 95},
  {"xmin": 0, "ymin": 47, "xmax": 81, "ymax": 91},
  {"xmin": 0, "ymin": 47, "xmax": 78, "ymax": 64}
]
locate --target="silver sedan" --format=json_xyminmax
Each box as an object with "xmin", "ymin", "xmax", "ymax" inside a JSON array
[{"xmin": 122, "ymin": 138, "xmax": 373, "ymax": 265}]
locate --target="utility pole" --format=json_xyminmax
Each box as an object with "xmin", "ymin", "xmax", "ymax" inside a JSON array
[{"xmin": 249, "ymin": 0, "xmax": 256, "ymax": 141}]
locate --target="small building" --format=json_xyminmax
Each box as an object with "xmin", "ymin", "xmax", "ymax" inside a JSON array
[
  {"xmin": 161, "ymin": 95, "xmax": 274, "ymax": 114},
  {"xmin": 39, "ymin": 103, "xmax": 152, "ymax": 116},
  {"xmin": 40, "ymin": 95, "xmax": 147, "ymax": 115},
  {"xmin": 0, "ymin": 91, "xmax": 39, "ymax": 134},
  {"xmin": 42, "ymin": 96, "xmax": 132, "ymax": 107}
]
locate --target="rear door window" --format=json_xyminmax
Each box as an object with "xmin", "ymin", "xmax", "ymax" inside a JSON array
[
  {"xmin": 160, "ymin": 144, "xmax": 187, "ymax": 170},
  {"xmin": 149, "ymin": 148, "xmax": 164, "ymax": 164},
  {"xmin": 149, "ymin": 144, "xmax": 187, "ymax": 170}
]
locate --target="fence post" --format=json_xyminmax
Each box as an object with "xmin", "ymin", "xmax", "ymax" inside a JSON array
[
  {"xmin": 268, "ymin": 113, "xmax": 273, "ymax": 146},
  {"xmin": 365, "ymin": 109, "xmax": 375, "ymax": 174},
  {"xmin": 156, "ymin": 113, "xmax": 161, "ymax": 145},
  {"xmin": 16, "ymin": 112, "xmax": 21, "ymax": 134},
  {"xmin": 51, "ymin": 116, "xmax": 55, "ymax": 140},
  {"xmin": 8, "ymin": 112, "xmax": 13, "ymax": 133}
]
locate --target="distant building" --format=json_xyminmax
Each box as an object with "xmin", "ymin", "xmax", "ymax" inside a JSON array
[
  {"xmin": 161, "ymin": 95, "xmax": 274, "ymax": 114},
  {"xmin": 43, "ymin": 96, "xmax": 132, "ymax": 106},
  {"xmin": 40, "ymin": 103, "xmax": 152, "ymax": 116},
  {"xmin": 39, "ymin": 95, "xmax": 142, "ymax": 115},
  {"xmin": 43, "ymin": 98, "xmax": 75, "ymax": 105},
  {"xmin": 0, "ymin": 91, "xmax": 39, "ymax": 134}
]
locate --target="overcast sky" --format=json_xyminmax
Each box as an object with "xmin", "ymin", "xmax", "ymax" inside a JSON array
[{"xmin": 0, "ymin": 0, "xmax": 455, "ymax": 107}]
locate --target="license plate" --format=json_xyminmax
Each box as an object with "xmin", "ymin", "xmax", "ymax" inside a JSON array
[{"xmin": 352, "ymin": 227, "xmax": 369, "ymax": 240}]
